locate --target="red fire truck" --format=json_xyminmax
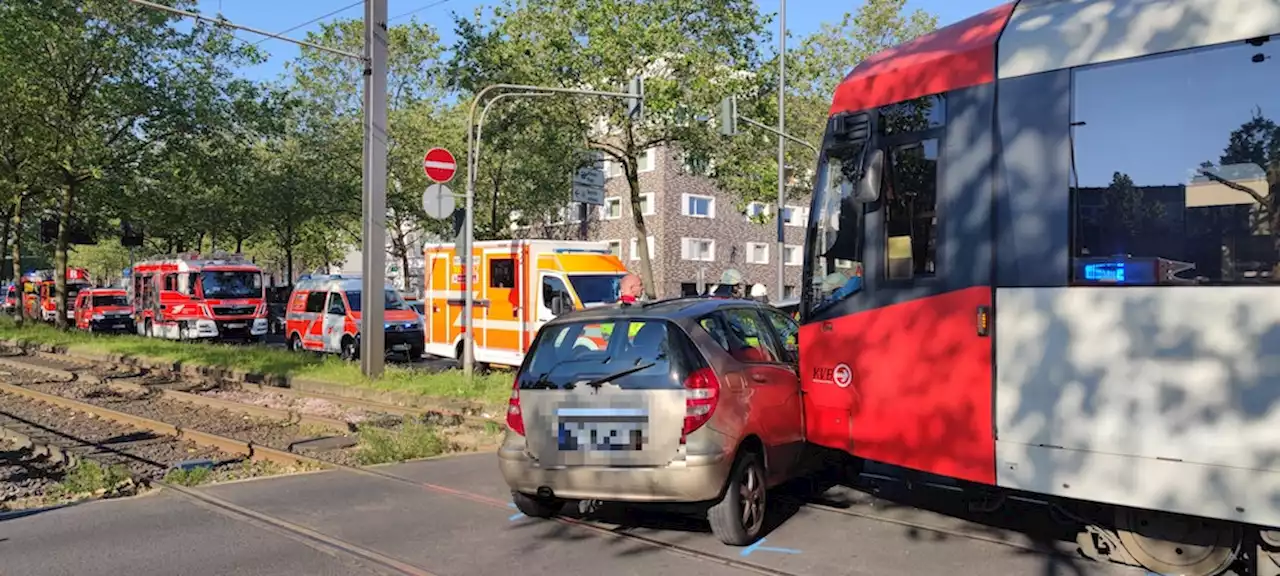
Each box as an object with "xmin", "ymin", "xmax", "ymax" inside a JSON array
[
  {"xmin": 129, "ymin": 252, "xmax": 268, "ymax": 342},
  {"xmin": 799, "ymin": 2, "xmax": 1279, "ymax": 575},
  {"xmin": 21, "ymin": 268, "xmax": 90, "ymax": 323}
]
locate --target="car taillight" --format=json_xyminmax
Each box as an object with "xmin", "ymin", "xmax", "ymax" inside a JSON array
[
  {"xmin": 682, "ymin": 367, "xmax": 720, "ymax": 437},
  {"xmin": 506, "ymin": 378, "xmax": 525, "ymax": 436}
]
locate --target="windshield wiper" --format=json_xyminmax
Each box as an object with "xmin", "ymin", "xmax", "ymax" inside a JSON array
[{"xmin": 580, "ymin": 362, "xmax": 656, "ymax": 390}]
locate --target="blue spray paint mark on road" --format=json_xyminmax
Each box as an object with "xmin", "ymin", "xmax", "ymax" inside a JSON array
[
  {"xmin": 739, "ymin": 538, "xmax": 801, "ymax": 557},
  {"xmin": 507, "ymin": 503, "xmax": 525, "ymax": 521}
]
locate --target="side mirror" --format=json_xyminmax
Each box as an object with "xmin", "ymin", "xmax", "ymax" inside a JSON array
[
  {"xmin": 550, "ymin": 295, "xmax": 568, "ymax": 316},
  {"xmin": 852, "ymin": 148, "xmax": 883, "ymax": 203}
]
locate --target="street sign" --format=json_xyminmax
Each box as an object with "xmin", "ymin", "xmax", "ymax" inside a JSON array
[
  {"xmin": 423, "ymin": 183, "xmax": 456, "ymax": 220},
  {"xmin": 572, "ymin": 156, "xmax": 606, "ymax": 206},
  {"xmin": 423, "ymin": 147, "xmax": 457, "ymax": 183}
]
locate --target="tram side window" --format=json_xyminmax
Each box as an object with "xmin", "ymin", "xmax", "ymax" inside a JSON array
[
  {"xmin": 1070, "ymin": 36, "xmax": 1279, "ymax": 285},
  {"xmin": 884, "ymin": 139, "xmax": 940, "ymax": 280}
]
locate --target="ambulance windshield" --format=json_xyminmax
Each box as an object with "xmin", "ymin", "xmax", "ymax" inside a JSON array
[{"xmin": 568, "ymin": 274, "xmax": 624, "ymax": 305}]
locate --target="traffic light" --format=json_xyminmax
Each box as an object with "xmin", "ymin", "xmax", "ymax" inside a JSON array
[
  {"xmin": 626, "ymin": 76, "xmax": 644, "ymax": 120},
  {"xmin": 719, "ymin": 96, "xmax": 739, "ymax": 137}
]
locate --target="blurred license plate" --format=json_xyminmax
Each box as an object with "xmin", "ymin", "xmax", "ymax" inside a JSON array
[
  {"xmin": 556, "ymin": 408, "xmax": 649, "ymax": 452},
  {"xmin": 112, "ymin": 323, "xmax": 127, "ymax": 329},
  {"xmin": 391, "ymin": 344, "xmax": 409, "ymax": 351},
  {"xmin": 226, "ymin": 323, "xmax": 245, "ymax": 329}
]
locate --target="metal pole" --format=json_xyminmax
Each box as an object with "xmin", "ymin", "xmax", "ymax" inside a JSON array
[
  {"xmin": 463, "ymin": 84, "xmax": 642, "ymax": 378},
  {"xmin": 776, "ymin": 0, "xmax": 787, "ymax": 300},
  {"xmin": 360, "ymin": 0, "xmax": 388, "ymax": 378}
]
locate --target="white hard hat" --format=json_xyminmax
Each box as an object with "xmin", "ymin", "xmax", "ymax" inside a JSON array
[{"xmin": 750, "ymin": 283, "xmax": 768, "ymax": 298}]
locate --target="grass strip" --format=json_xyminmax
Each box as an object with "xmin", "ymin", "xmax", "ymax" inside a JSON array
[{"xmin": 0, "ymin": 318, "xmax": 512, "ymax": 409}]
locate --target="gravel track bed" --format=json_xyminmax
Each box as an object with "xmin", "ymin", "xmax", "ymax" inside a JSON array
[
  {"xmin": 24, "ymin": 381, "xmax": 365, "ymax": 467},
  {"xmin": 1, "ymin": 440, "xmax": 66, "ymax": 509},
  {"xmin": 0, "ymin": 390, "xmax": 266, "ymax": 484},
  {"xmin": 199, "ymin": 387, "xmax": 389, "ymax": 423}
]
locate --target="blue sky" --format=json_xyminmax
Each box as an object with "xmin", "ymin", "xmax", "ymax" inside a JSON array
[{"xmin": 190, "ymin": 0, "xmax": 1002, "ymax": 82}]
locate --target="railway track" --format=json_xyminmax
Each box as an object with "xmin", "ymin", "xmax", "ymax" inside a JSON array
[{"xmin": 0, "ymin": 350, "xmax": 1123, "ymax": 576}]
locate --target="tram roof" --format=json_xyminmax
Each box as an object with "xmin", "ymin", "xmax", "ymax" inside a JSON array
[{"xmin": 830, "ymin": 0, "xmax": 1280, "ymax": 116}]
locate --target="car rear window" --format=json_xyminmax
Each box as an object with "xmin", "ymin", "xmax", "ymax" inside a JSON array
[{"xmin": 519, "ymin": 319, "xmax": 705, "ymax": 390}]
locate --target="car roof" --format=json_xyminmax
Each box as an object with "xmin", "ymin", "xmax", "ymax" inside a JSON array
[{"xmin": 543, "ymin": 296, "xmax": 772, "ymax": 328}]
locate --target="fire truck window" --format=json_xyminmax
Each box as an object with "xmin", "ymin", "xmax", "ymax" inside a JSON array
[
  {"xmin": 489, "ymin": 258, "xmax": 515, "ymax": 289},
  {"xmin": 304, "ymin": 292, "xmax": 326, "ymax": 314},
  {"xmin": 163, "ymin": 274, "xmax": 177, "ymax": 292},
  {"xmin": 1070, "ymin": 37, "xmax": 1279, "ymax": 285},
  {"xmin": 326, "ymin": 292, "xmax": 346, "ymax": 315},
  {"xmin": 884, "ymin": 139, "xmax": 939, "ymax": 280}
]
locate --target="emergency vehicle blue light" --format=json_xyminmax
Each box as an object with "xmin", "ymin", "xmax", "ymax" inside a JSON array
[
  {"xmin": 1083, "ymin": 262, "xmax": 1126, "ymax": 283},
  {"xmin": 553, "ymin": 248, "xmax": 609, "ymax": 254}
]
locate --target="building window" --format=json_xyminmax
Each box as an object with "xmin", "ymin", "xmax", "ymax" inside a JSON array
[
  {"xmin": 630, "ymin": 236, "xmax": 656, "ymax": 261},
  {"xmin": 682, "ymin": 238, "xmax": 715, "ymax": 262},
  {"xmin": 746, "ymin": 242, "xmax": 769, "ymax": 264},
  {"xmin": 783, "ymin": 285, "xmax": 797, "ymax": 299},
  {"xmin": 782, "ymin": 206, "xmax": 807, "ymax": 227},
  {"xmin": 558, "ymin": 202, "xmax": 582, "ymax": 224},
  {"xmin": 1070, "ymin": 37, "xmax": 1279, "ymax": 285},
  {"xmin": 601, "ymin": 197, "xmax": 622, "ymax": 220},
  {"xmin": 606, "ymin": 240, "xmax": 623, "ymax": 258},
  {"xmin": 745, "ymin": 201, "xmax": 768, "ymax": 220},
  {"xmin": 605, "ymin": 158, "xmax": 624, "ymax": 179},
  {"xmin": 637, "ymin": 193, "xmax": 655, "ymax": 216},
  {"xmin": 783, "ymin": 245, "xmax": 802, "ymax": 266},
  {"xmin": 884, "ymin": 138, "xmax": 939, "ymax": 280},
  {"xmin": 683, "ymin": 194, "xmax": 715, "ymax": 218},
  {"xmin": 637, "ymin": 148, "xmax": 656, "ymax": 173}
]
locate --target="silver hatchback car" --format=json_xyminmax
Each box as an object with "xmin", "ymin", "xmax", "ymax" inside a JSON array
[{"xmin": 498, "ymin": 297, "xmax": 806, "ymax": 545}]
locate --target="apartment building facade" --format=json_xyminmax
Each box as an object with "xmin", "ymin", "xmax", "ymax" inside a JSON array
[{"xmin": 515, "ymin": 146, "xmax": 810, "ymax": 299}]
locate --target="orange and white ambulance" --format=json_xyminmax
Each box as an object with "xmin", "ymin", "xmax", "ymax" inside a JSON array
[
  {"xmin": 422, "ymin": 239, "xmax": 630, "ymax": 367},
  {"xmin": 284, "ymin": 275, "xmax": 425, "ymax": 361}
]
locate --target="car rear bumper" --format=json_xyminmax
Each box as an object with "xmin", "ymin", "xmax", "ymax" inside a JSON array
[
  {"xmin": 384, "ymin": 329, "xmax": 424, "ymax": 352},
  {"xmin": 497, "ymin": 442, "xmax": 732, "ymax": 503}
]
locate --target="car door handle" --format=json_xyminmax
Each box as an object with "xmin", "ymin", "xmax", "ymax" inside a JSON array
[{"xmin": 750, "ymin": 372, "xmax": 768, "ymax": 383}]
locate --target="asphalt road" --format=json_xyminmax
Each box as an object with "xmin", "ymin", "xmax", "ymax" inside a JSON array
[{"xmin": 1, "ymin": 453, "xmax": 1146, "ymax": 576}]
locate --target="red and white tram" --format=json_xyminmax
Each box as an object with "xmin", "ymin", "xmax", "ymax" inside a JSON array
[{"xmin": 799, "ymin": 1, "xmax": 1280, "ymax": 574}]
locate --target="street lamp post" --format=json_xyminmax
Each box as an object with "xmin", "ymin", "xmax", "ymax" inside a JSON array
[
  {"xmin": 776, "ymin": 0, "xmax": 787, "ymax": 301},
  {"xmin": 461, "ymin": 82, "xmax": 644, "ymax": 379}
]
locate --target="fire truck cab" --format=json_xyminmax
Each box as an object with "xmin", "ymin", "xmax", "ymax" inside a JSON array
[
  {"xmin": 285, "ymin": 275, "xmax": 424, "ymax": 361},
  {"xmin": 130, "ymin": 252, "xmax": 268, "ymax": 341},
  {"xmin": 74, "ymin": 288, "xmax": 134, "ymax": 333},
  {"xmin": 21, "ymin": 268, "xmax": 90, "ymax": 323}
]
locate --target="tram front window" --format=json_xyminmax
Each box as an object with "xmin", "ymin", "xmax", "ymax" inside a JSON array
[{"xmin": 807, "ymin": 143, "xmax": 867, "ymax": 315}]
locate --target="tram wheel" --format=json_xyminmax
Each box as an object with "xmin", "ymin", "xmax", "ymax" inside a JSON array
[{"xmin": 1114, "ymin": 507, "xmax": 1240, "ymax": 576}]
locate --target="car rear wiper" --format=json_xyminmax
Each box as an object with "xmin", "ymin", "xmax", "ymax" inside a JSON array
[{"xmin": 579, "ymin": 362, "xmax": 656, "ymax": 390}]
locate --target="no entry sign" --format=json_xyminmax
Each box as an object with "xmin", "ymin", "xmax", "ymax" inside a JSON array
[{"xmin": 423, "ymin": 147, "xmax": 457, "ymax": 183}]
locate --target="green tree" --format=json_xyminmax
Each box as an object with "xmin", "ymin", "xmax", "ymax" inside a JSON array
[
  {"xmin": 288, "ymin": 19, "xmax": 449, "ymax": 287},
  {"xmin": 450, "ymin": 0, "xmax": 769, "ymax": 298},
  {"xmin": 708, "ymin": 0, "xmax": 937, "ymax": 222},
  {"xmin": 0, "ymin": 0, "xmax": 257, "ymax": 328}
]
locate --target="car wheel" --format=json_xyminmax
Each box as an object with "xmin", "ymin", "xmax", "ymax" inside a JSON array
[
  {"xmin": 708, "ymin": 451, "xmax": 767, "ymax": 546},
  {"xmin": 340, "ymin": 337, "xmax": 359, "ymax": 361},
  {"xmin": 511, "ymin": 491, "xmax": 564, "ymax": 519}
]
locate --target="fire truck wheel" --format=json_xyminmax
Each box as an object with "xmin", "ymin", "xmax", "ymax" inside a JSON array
[{"xmin": 289, "ymin": 334, "xmax": 304, "ymax": 352}]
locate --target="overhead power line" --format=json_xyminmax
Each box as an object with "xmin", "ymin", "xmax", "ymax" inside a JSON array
[
  {"xmin": 389, "ymin": 0, "xmax": 453, "ymax": 23},
  {"xmin": 253, "ymin": 0, "xmax": 364, "ymax": 47},
  {"xmin": 124, "ymin": 0, "xmax": 364, "ymax": 61}
]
